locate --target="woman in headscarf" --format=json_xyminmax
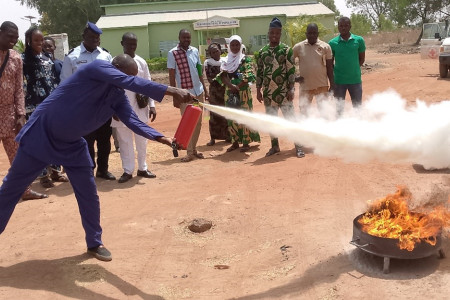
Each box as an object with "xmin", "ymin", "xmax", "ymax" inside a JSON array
[
  {"xmin": 216, "ymin": 35, "xmax": 260, "ymax": 152},
  {"xmin": 204, "ymin": 43, "xmax": 229, "ymax": 146},
  {"xmin": 22, "ymin": 26, "xmax": 68, "ymax": 188}
]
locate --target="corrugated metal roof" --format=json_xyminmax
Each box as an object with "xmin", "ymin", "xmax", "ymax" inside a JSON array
[{"xmin": 96, "ymin": 3, "xmax": 334, "ymax": 29}]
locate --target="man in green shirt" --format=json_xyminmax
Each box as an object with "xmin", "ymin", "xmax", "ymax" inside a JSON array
[
  {"xmin": 329, "ymin": 17, "xmax": 366, "ymax": 116},
  {"xmin": 256, "ymin": 17, "xmax": 304, "ymax": 158}
]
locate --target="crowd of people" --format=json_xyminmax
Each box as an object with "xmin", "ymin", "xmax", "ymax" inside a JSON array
[
  {"xmin": 0, "ymin": 16, "xmax": 365, "ymax": 261},
  {"xmin": 168, "ymin": 16, "xmax": 365, "ymax": 159}
]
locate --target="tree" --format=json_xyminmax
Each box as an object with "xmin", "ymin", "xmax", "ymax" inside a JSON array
[
  {"xmin": 18, "ymin": 0, "xmax": 103, "ymax": 48},
  {"xmin": 349, "ymin": 13, "xmax": 373, "ymax": 36},
  {"xmin": 13, "ymin": 39, "xmax": 25, "ymax": 53},
  {"xmin": 388, "ymin": 0, "xmax": 409, "ymax": 27},
  {"xmin": 285, "ymin": 15, "xmax": 331, "ymax": 47},
  {"xmin": 346, "ymin": 0, "xmax": 393, "ymax": 30},
  {"xmin": 406, "ymin": 0, "xmax": 449, "ymax": 24},
  {"xmin": 378, "ymin": 14, "xmax": 395, "ymax": 32},
  {"xmin": 404, "ymin": 0, "xmax": 450, "ymax": 44},
  {"xmin": 319, "ymin": 0, "xmax": 341, "ymax": 17}
]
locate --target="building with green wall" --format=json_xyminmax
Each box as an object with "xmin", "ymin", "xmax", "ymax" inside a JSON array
[{"xmin": 96, "ymin": 0, "xmax": 334, "ymax": 59}]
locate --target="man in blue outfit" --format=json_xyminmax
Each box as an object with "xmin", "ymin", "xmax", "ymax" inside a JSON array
[{"xmin": 0, "ymin": 54, "xmax": 193, "ymax": 261}]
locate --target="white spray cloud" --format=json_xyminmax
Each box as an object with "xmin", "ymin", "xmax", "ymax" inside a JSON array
[{"xmin": 203, "ymin": 90, "xmax": 450, "ymax": 169}]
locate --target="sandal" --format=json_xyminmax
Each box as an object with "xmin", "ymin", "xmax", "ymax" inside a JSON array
[
  {"xmin": 226, "ymin": 142, "xmax": 239, "ymax": 152},
  {"xmin": 193, "ymin": 151, "xmax": 204, "ymax": 159},
  {"xmin": 50, "ymin": 171, "xmax": 69, "ymax": 182},
  {"xmin": 181, "ymin": 155, "xmax": 194, "ymax": 162},
  {"xmin": 22, "ymin": 189, "xmax": 48, "ymax": 200},
  {"xmin": 40, "ymin": 176, "xmax": 55, "ymax": 188},
  {"xmin": 296, "ymin": 148, "xmax": 305, "ymax": 158},
  {"xmin": 240, "ymin": 144, "xmax": 250, "ymax": 152},
  {"xmin": 265, "ymin": 146, "xmax": 280, "ymax": 157}
]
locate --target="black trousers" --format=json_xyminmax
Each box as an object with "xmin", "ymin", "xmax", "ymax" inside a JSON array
[{"xmin": 83, "ymin": 118, "xmax": 112, "ymax": 173}]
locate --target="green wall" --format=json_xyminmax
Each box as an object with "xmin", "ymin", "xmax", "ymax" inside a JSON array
[
  {"xmin": 100, "ymin": 12, "xmax": 335, "ymax": 59},
  {"xmin": 98, "ymin": 0, "xmax": 334, "ymax": 59},
  {"xmin": 148, "ymin": 21, "xmax": 197, "ymax": 58},
  {"xmin": 237, "ymin": 16, "xmax": 287, "ymax": 54},
  {"xmin": 101, "ymin": 26, "xmax": 149, "ymax": 58},
  {"xmin": 103, "ymin": 0, "xmax": 314, "ymax": 15}
]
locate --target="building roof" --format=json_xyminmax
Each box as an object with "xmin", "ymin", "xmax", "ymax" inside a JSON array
[{"xmin": 96, "ymin": 3, "xmax": 334, "ymax": 29}]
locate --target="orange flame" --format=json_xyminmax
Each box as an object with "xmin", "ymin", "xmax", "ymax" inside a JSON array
[{"xmin": 358, "ymin": 186, "xmax": 450, "ymax": 251}]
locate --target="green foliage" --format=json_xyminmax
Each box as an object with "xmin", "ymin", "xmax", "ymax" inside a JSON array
[
  {"xmin": 285, "ymin": 15, "xmax": 331, "ymax": 47},
  {"xmin": 346, "ymin": 0, "xmax": 392, "ymax": 30},
  {"xmin": 405, "ymin": 0, "xmax": 450, "ymax": 24},
  {"xmin": 146, "ymin": 57, "xmax": 167, "ymax": 72},
  {"xmin": 389, "ymin": 0, "xmax": 409, "ymax": 27},
  {"xmin": 349, "ymin": 13, "xmax": 373, "ymax": 36},
  {"xmin": 18, "ymin": 0, "xmax": 102, "ymax": 48},
  {"xmin": 253, "ymin": 51, "xmax": 259, "ymax": 62},
  {"xmin": 378, "ymin": 14, "xmax": 395, "ymax": 32},
  {"xmin": 347, "ymin": 0, "xmax": 450, "ymax": 30},
  {"xmin": 13, "ymin": 39, "xmax": 25, "ymax": 53},
  {"xmin": 319, "ymin": 0, "xmax": 341, "ymax": 17}
]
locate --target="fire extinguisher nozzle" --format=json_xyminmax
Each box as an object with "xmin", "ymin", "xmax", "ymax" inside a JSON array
[
  {"xmin": 171, "ymin": 141, "xmax": 179, "ymax": 157},
  {"xmin": 192, "ymin": 99, "xmax": 203, "ymax": 106}
]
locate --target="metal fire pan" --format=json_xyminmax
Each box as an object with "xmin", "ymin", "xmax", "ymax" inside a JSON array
[{"xmin": 351, "ymin": 213, "xmax": 442, "ymax": 260}]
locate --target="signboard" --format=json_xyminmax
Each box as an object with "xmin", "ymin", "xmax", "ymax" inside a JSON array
[{"xmin": 194, "ymin": 15, "xmax": 240, "ymax": 30}]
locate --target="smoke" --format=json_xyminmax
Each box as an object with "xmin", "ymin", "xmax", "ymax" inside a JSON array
[{"xmin": 203, "ymin": 90, "xmax": 450, "ymax": 169}]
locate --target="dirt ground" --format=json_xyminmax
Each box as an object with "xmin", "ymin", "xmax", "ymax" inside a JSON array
[{"xmin": 1, "ymin": 49, "xmax": 449, "ymax": 300}]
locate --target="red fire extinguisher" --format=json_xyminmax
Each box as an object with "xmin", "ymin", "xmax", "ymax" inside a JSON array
[{"xmin": 172, "ymin": 103, "xmax": 202, "ymax": 157}]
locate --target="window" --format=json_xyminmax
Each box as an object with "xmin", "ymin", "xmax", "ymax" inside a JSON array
[
  {"xmin": 159, "ymin": 40, "xmax": 178, "ymax": 56},
  {"xmin": 250, "ymin": 35, "xmax": 268, "ymax": 48}
]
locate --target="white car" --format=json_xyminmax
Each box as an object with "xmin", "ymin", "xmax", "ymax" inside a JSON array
[{"xmin": 439, "ymin": 37, "xmax": 450, "ymax": 77}]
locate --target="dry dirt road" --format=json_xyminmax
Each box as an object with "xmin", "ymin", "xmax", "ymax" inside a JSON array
[{"xmin": 0, "ymin": 49, "xmax": 449, "ymax": 300}]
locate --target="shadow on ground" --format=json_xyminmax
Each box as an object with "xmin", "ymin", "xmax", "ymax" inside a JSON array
[
  {"xmin": 230, "ymin": 244, "xmax": 446, "ymax": 300},
  {"xmin": 412, "ymin": 164, "xmax": 450, "ymax": 174},
  {"xmin": 0, "ymin": 254, "xmax": 164, "ymax": 300}
]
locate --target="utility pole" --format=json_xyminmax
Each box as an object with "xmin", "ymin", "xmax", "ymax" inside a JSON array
[{"xmin": 22, "ymin": 15, "xmax": 36, "ymax": 25}]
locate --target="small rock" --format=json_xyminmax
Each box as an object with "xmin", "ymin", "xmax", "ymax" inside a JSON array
[
  {"xmin": 214, "ymin": 265, "xmax": 230, "ymax": 270},
  {"xmin": 188, "ymin": 218, "xmax": 212, "ymax": 233}
]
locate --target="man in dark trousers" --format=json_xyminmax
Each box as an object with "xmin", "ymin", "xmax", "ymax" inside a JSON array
[
  {"xmin": 61, "ymin": 21, "xmax": 116, "ymax": 180},
  {"xmin": 0, "ymin": 54, "xmax": 193, "ymax": 261},
  {"xmin": 329, "ymin": 17, "xmax": 366, "ymax": 116}
]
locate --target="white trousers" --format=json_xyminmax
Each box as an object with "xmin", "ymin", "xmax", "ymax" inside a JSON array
[{"xmin": 116, "ymin": 127, "xmax": 148, "ymax": 174}]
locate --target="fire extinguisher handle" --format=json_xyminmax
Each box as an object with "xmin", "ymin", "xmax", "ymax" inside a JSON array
[
  {"xmin": 192, "ymin": 98, "xmax": 202, "ymax": 106},
  {"xmin": 171, "ymin": 141, "xmax": 179, "ymax": 157}
]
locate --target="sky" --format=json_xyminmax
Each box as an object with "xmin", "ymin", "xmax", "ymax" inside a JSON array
[
  {"xmin": 0, "ymin": 0, "xmax": 40, "ymax": 40},
  {"xmin": 334, "ymin": 0, "xmax": 352, "ymax": 17}
]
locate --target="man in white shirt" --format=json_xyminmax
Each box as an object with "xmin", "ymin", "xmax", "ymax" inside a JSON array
[{"xmin": 112, "ymin": 32, "xmax": 157, "ymax": 183}]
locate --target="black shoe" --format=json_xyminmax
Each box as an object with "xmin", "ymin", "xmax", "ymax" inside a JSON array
[
  {"xmin": 118, "ymin": 172, "xmax": 132, "ymax": 183},
  {"xmin": 137, "ymin": 169, "xmax": 156, "ymax": 178},
  {"xmin": 96, "ymin": 171, "xmax": 116, "ymax": 180},
  {"xmin": 265, "ymin": 146, "xmax": 280, "ymax": 157},
  {"xmin": 87, "ymin": 245, "xmax": 112, "ymax": 261}
]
